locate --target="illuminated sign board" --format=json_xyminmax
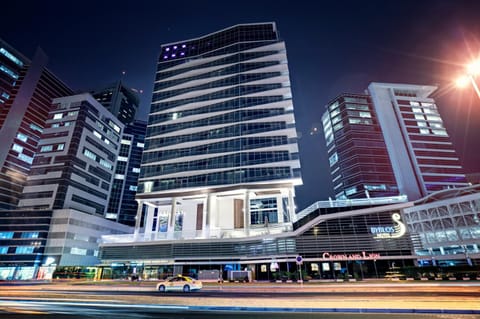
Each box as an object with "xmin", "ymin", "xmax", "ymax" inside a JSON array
[
  {"xmin": 370, "ymin": 213, "xmax": 406, "ymax": 239},
  {"xmin": 322, "ymin": 251, "xmax": 380, "ymax": 261}
]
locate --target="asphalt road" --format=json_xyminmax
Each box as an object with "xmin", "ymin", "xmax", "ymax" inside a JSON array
[{"xmin": 1, "ymin": 281, "xmax": 480, "ymax": 318}]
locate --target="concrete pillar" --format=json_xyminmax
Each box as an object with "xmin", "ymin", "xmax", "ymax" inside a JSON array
[
  {"xmin": 244, "ymin": 191, "xmax": 250, "ymax": 235},
  {"xmin": 288, "ymin": 188, "xmax": 295, "ymax": 221},
  {"xmin": 202, "ymin": 196, "xmax": 208, "ymax": 233},
  {"xmin": 144, "ymin": 206, "xmax": 155, "ymax": 237},
  {"xmin": 134, "ymin": 200, "xmax": 143, "ymax": 238},
  {"xmin": 169, "ymin": 198, "xmax": 177, "ymax": 230}
]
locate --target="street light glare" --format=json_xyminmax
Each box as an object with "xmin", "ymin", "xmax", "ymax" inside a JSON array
[
  {"xmin": 467, "ymin": 60, "xmax": 480, "ymax": 76},
  {"xmin": 455, "ymin": 75, "xmax": 470, "ymax": 88}
]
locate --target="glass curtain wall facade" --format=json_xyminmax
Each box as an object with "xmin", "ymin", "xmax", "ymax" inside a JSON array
[
  {"xmin": 323, "ymin": 83, "xmax": 469, "ymax": 202},
  {"xmin": 135, "ymin": 23, "xmax": 302, "ymax": 239},
  {"xmin": 106, "ymin": 120, "xmax": 147, "ymax": 226},
  {"xmin": 0, "ymin": 39, "xmax": 73, "ymax": 210},
  {"xmin": 90, "ymin": 81, "xmax": 146, "ymax": 226},
  {"xmin": 321, "ymin": 93, "xmax": 399, "ymax": 200}
]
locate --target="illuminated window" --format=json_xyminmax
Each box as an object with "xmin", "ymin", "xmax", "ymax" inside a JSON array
[
  {"xmin": 129, "ymin": 185, "xmax": 138, "ymax": 191},
  {"xmin": 100, "ymin": 159, "xmax": 112, "ymax": 170},
  {"xmin": 426, "ymin": 115, "xmax": 441, "ymax": 122},
  {"xmin": 364, "ymin": 184, "xmax": 387, "ymax": 191},
  {"xmin": 93, "ymin": 131, "xmax": 102, "ymax": 139},
  {"xmin": 12, "ymin": 144, "xmax": 23, "ymax": 153},
  {"xmin": 0, "ymin": 47, "xmax": 23, "ymax": 66},
  {"xmin": 16, "ymin": 133, "xmax": 28, "ymax": 142},
  {"xmin": 0, "ymin": 65, "xmax": 18, "ymax": 79},
  {"xmin": 29, "ymin": 123, "xmax": 43, "ymax": 133},
  {"xmin": 0, "ymin": 232, "xmax": 14, "ymax": 239},
  {"xmin": 114, "ymin": 174, "xmax": 125, "ymax": 180},
  {"xmin": 412, "ymin": 107, "xmax": 422, "ymax": 113},
  {"xmin": 430, "ymin": 123, "xmax": 444, "ymax": 129},
  {"xmin": 83, "ymin": 149, "xmax": 97, "ymax": 161},
  {"xmin": 70, "ymin": 247, "xmax": 87, "ymax": 255},
  {"xmin": 333, "ymin": 122, "xmax": 343, "ymax": 131},
  {"xmin": 420, "ymin": 128, "xmax": 430, "ymax": 134},
  {"xmin": 345, "ymin": 186, "xmax": 357, "ymax": 196},
  {"xmin": 144, "ymin": 181, "xmax": 154, "ymax": 193},
  {"xmin": 330, "ymin": 108, "xmax": 340, "ymax": 118},
  {"xmin": 417, "ymin": 121, "xmax": 427, "ymax": 127},
  {"xmin": 329, "ymin": 152, "xmax": 338, "ymax": 167},
  {"xmin": 432, "ymin": 129, "xmax": 447, "ymax": 136},
  {"xmin": 118, "ymin": 156, "xmax": 128, "ymax": 161},
  {"xmin": 15, "ymin": 246, "xmax": 35, "ymax": 254},
  {"xmin": 18, "ymin": 154, "xmax": 33, "ymax": 164},
  {"xmin": 132, "ymin": 167, "xmax": 140, "ymax": 173},
  {"xmin": 121, "ymin": 139, "xmax": 131, "ymax": 145},
  {"xmin": 53, "ymin": 113, "xmax": 63, "ymax": 120},
  {"xmin": 136, "ymin": 142, "xmax": 144, "ymax": 148},
  {"xmin": 21, "ymin": 232, "xmax": 39, "ymax": 239},
  {"xmin": 67, "ymin": 111, "xmax": 78, "ymax": 117},
  {"xmin": 108, "ymin": 120, "xmax": 121, "ymax": 133},
  {"xmin": 56, "ymin": 144, "xmax": 65, "ymax": 151},
  {"xmin": 0, "ymin": 246, "xmax": 8, "ymax": 254},
  {"xmin": 40, "ymin": 145, "xmax": 53, "ymax": 152}
]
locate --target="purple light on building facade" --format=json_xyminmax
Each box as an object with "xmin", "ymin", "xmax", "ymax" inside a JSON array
[{"xmin": 165, "ymin": 47, "xmax": 170, "ymax": 52}]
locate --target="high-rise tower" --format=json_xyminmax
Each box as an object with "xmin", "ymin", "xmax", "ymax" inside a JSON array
[
  {"xmin": 90, "ymin": 80, "xmax": 140, "ymax": 125},
  {"xmin": 0, "ymin": 38, "xmax": 73, "ymax": 210},
  {"xmin": 322, "ymin": 82, "xmax": 469, "ymax": 201},
  {"xmin": 18, "ymin": 93, "xmax": 124, "ymax": 216},
  {"xmin": 90, "ymin": 81, "xmax": 146, "ymax": 226},
  {"xmin": 135, "ymin": 23, "xmax": 302, "ymax": 238},
  {"xmin": 321, "ymin": 93, "xmax": 399, "ymax": 200}
]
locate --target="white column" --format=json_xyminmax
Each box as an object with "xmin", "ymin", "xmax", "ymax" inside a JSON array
[
  {"xmin": 134, "ymin": 200, "xmax": 143, "ymax": 238},
  {"xmin": 144, "ymin": 206, "xmax": 155, "ymax": 237},
  {"xmin": 244, "ymin": 191, "xmax": 250, "ymax": 235},
  {"xmin": 169, "ymin": 198, "xmax": 177, "ymax": 237},
  {"xmin": 288, "ymin": 188, "xmax": 295, "ymax": 221},
  {"xmin": 202, "ymin": 196, "xmax": 208, "ymax": 234}
]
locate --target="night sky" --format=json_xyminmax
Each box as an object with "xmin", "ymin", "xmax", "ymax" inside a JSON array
[{"xmin": 2, "ymin": 0, "xmax": 480, "ymax": 210}]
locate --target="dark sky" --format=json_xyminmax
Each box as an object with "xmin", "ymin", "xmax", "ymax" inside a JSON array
[{"xmin": 2, "ymin": 0, "xmax": 480, "ymax": 210}]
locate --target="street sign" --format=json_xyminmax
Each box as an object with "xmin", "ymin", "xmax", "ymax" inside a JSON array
[{"xmin": 295, "ymin": 255, "xmax": 303, "ymax": 265}]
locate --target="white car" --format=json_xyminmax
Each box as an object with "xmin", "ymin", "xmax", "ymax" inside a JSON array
[{"xmin": 156, "ymin": 275, "xmax": 203, "ymax": 293}]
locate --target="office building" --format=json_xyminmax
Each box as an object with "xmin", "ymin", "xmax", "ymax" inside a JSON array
[
  {"xmin": 0, "ymin": 208, "xmax": 132, "ymax": 280},
  {"xmin": 90, "ymin": 80, "xmax": 140, "ymax": 125},
  {"xmin": 105, "ymin": 119, "xmax": 147, "ymax": 226},
  {"xmin": 0, "ymin": 38, "xmax": 73, "ymax": 210},
  {"xmin": 18, "ymin": 93, "xmax": 124, "ymax": 216},
  {"xmin": 322, "ymin": 83, "xmax": 469, "ymax": 201},
  {"xmin": 321, "ymin": 93, "xmax": 399, "ymax": 200},
  {"xmin": 90, "ymin": 81, "xmax": 146, "ymax": 226},
  {"xmin": 135, "ymin": 22, "xmax": 302, "ymax": 239}
]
